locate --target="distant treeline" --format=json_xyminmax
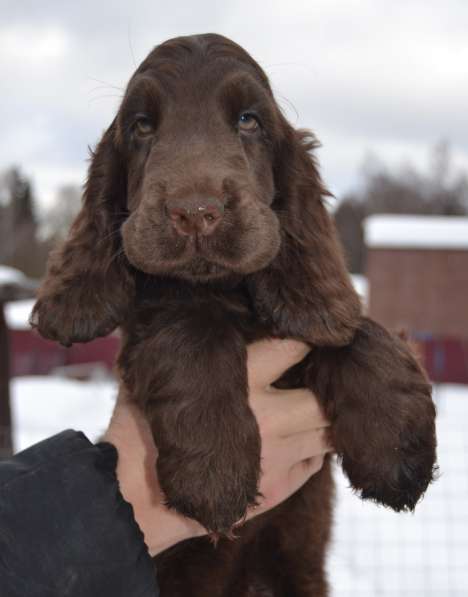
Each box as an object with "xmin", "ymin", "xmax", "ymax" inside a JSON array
[
  {"xmin": 0, "ymin": 168, "xmax": 81, "ymax": 279},
  {"xmin": 334, "ymin": 142, "xmax": 468, "ymax": 273}
]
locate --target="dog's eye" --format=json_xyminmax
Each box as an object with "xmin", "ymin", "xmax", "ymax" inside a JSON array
[
  {"xmin": 134, "ymin": 116, "xmax": 154, "ymax": 137},
  {"xmin": 238, "ymin": 112, "xmax": 259, "ymax": 133}
]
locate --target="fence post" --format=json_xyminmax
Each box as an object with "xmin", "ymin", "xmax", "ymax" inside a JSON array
[{"xmin": 0, "ymin": 302, "xmax": 13, "ymax": 457}]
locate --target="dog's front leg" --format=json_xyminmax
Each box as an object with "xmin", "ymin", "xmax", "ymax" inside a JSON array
[
  {"xmin": 118, "ymin": 301, "xmax": 261, "ymax": 536},
  {"xmin": 303, "ymin": 318, "xmax": 437, "ymax": 512}
]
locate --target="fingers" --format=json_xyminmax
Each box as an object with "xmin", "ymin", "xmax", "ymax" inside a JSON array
[
  {"xmin": 253, "ymin": 388, "xmax": 330, "ymax": 438},
  {"xmin": 104, "ymin": 388, "xmax": 156, "ymax": 455},
  {"xmin": 260, "ymin": 427, "xmax": 331, "ymax": 473},
  {"xmin": 253, "ymin": 455, "xmax": 326, "ymax": 516},
  {"xmin": 287, "ymin": 455, "xmax": 325, "ymax": 494},
  {"xmin": 272, "ymin": 388, "xmax": 330, "ymax": 437},
  {"xmin": 247, "ymin": 339, "xmax": 310, "ymax": 389},
  {"xmin": 285, "ymin": 428, "xmax": 332, "ymax": 463}
]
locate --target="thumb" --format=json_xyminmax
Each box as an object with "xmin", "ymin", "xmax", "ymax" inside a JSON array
[{"xmin": 247, "ymin": 339, "xmax": 310, "ymax": 389}]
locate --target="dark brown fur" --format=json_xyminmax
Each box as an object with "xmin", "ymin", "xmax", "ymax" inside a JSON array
[{"xmin": 31, "ymin": 34, "xmax": 437, "ymax": 596}]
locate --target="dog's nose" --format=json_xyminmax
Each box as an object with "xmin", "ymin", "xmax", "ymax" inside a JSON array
[{"xmin": 167, "ymin": 197, "xmax": 224, "ymax": 237}]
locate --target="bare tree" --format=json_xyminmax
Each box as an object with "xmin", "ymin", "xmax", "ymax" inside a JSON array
[
  {"xmin": 334, "ymin": 142, "xmax": 468, "ymax": 273},
  {"xmin": 43, "ymin": 184, "xmax": 82, "ymax": 242},
  {"xmin": 0, "ymin": 167, "xmax": 48, "ymax": 278}
]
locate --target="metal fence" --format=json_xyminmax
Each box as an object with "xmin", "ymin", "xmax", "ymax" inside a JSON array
[{"xmin": 329, "ymin": 384, "xmax": 468, "ymax": 596}]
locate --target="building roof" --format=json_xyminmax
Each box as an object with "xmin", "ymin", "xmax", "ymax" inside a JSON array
[{"xmin": 364, "ymin": 215, "xmax": 468, "ymax": 250}]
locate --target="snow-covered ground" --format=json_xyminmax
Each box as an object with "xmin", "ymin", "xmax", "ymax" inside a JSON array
[
  {"xmin": 11, "ymin": 376, "xmax": 117, "ymax": 451},
  {"xmin": 9, "ymin": 377, "xmax": 468, "ymax": 595},
  {"xmin": 329, "ymin": 383, "xmax": 468, "ymax": 596}
]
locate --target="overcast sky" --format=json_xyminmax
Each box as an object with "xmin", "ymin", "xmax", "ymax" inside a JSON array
[{"xmin": 1, "ymin": 0, "xmax": 467, "ymax": 210}]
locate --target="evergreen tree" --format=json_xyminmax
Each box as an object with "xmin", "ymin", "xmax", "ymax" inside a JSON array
[{"xmin": 0, "ymin": 167, "xmax": 47, "ymax": 278}]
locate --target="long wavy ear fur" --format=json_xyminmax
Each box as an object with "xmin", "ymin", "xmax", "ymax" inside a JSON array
[
  {"xmin": 248, "ymin": 125, "xmax": 361, "ymax": 346},
  {"xmin": 31, "ymin": 123, "xmax": 134, "ymax": 346}
]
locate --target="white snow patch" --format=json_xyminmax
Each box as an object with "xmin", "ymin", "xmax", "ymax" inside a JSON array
[
  {"xmin": 0, "ymin": 265, "xmax": 29, "ymax": 285},
  {"xmin": 364, "ymin": 215, "xmax": 468, "ymax": 249},
  {"xmin": 329, "ymin": 383, "xmax": 468, "ymax": 596},
  {"xmin": 11, "ymin": 376, "xmax": 117, "ymax": 451},
  {"xmin": 9, "ymin": 376, "xmax": 468, "ymax": 594},
  {"xmin": 350, "ymin": 274, "xmax": 368, "ymax": 307},
  {"xmin": 5, "ymin": 298, "xmax": 34, "ymax": 330}
]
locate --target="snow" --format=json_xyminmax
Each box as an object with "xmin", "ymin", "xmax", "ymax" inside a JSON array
[
  {"xmin": 364, "ymin": 215, "xmax": 468, "ymax": 249},
  {"xmin": 4, "ymin": 298, "xmax": 34, "ymax": 330},
  {"xmin": 350, "ymin": 274, "xmax": 368, "ymax": 308},
  {"xmin": 0, "ymin": 265, "xmax": 29, "ymax": 285},
  {"xmin": 11, "ymin": 376, "xmax": 117, "ymax": 451},
  {"xmin": 9, "ymin": 376, "xmax": 468, "ymax": 595},
  {"xmin": 328, "ymin": 383, "xmax": 468, "ymax": 596}
]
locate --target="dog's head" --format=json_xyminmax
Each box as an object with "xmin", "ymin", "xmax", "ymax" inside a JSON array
[
  {"xmin": 119, "ymin": 34, "xmax": 282, "ymax": 281},
  {"xmin": 32, "ymin": 34, "xmax": 360, "ymax": 346}
]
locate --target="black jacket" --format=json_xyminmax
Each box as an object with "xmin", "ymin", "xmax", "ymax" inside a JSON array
[{"xmin": 0, "ymin": 430, "xmax": 159, "ymax": 596}]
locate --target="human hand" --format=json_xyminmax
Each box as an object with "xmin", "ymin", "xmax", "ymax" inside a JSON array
[
  {"xmin": 244, "ymin": 339, "xmax": 331, "ymax": 519},
  {"xmin": 104, "ymin": 339, "xmax": 331, "ymax": 556}
]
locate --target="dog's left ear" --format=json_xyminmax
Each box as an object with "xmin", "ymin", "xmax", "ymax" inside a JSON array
[
  {"xmin": 248, "ymin": 125, "xmax": 361, "ymax": 346},
  {"xmin": 30, "ymin": 122, "xmax": 135, "ymax": 346}
]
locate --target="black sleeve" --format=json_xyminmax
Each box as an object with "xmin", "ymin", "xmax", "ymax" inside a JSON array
[{"xmin": 0, "ymin": 430, "xmax": 159, "ymax": 597}]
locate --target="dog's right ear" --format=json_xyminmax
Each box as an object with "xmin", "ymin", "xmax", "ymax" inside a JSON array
[
  {"xmin": 30, "ymin": 122, "xmax": 135, "ymax": 346},
  {"xmin": 247, "ymin": 125, "xmax": 361, "ymax": 347}
]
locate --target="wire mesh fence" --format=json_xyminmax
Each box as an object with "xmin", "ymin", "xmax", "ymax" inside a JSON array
[
  {"xmin": 329, "ymin": 384, "xmax": 468, "ymax": 596},
  {"xmin": 5, "ymin": 377, "xmax": 468, "ymax": 594}
]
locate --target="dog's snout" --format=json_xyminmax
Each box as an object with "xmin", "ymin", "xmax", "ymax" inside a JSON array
[{"xmin": 167, "ymin": 197, "xmax": 224, "ymax": 237}]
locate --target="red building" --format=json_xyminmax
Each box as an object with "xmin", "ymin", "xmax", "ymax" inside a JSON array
[
  {"xmin": 6, "ymin": 299, "xmax": 119, "ymax": 378},
  {"xmin": 364, "ymin": 215, "xmax": 468, "ymax": 384}
]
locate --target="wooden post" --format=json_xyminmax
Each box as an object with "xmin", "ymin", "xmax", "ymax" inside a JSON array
[{"xmin": 0, "ymin": 302, "xmax": 13, "ymax": 457}]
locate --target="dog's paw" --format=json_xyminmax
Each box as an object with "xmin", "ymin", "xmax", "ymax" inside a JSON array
[
  {"xmin": 334, "ymin": 363, "xmax": 437, "ymax": 512},
  {"xmin": 312, "ymin": 318, "xmax": 438, "ymax": 512},
  {"xmin": 157, "ymin": 436, "xmax": 261, "ymax": 535},
  {"xmin": 31, "ymin": 288, "xmax": 122, "ymax": 346},
  {"xmin": 340, "ymin": 412, "xmax": 438, "ymax": 512}
]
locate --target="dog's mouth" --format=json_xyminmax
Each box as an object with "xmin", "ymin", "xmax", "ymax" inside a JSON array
[
  {"xmin": 124, "ymin": 238, "xmax": 277, "ymax": 282},
  {"xmin": 121, "ymin": 202, "xmax": 282, "ymax": 282},
  {"xmin": 126, "ymin": 241, "xmax": 260, "ymax": 282},
  {"xmin": 170, "ymin": 256, "xmax": 234, "ymax": 281}
]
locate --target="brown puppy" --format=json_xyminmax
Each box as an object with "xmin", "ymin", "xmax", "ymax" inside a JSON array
[{"xmin": 31, "ymin": 34, "xmax": 436, "ymax": 596}]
